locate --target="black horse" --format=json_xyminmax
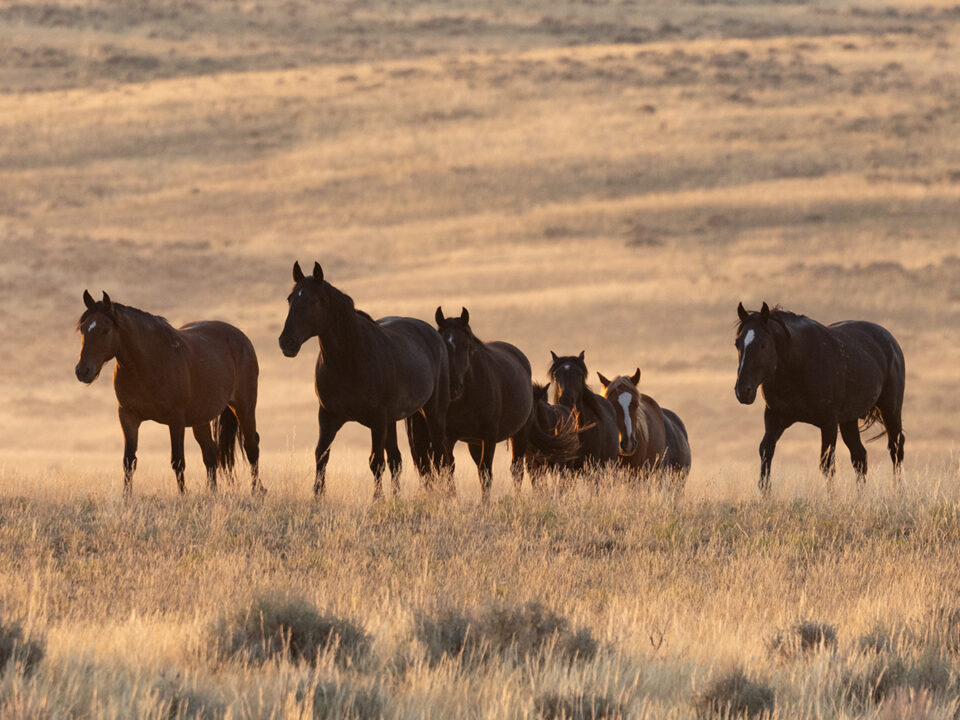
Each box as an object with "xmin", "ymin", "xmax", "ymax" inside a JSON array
[
  {"xmin": 548, "ymin": 352, "xmax": 620, "ymax": 470},
  {"xmin": 279, "ymin": 261, "xmax": 450, "ymax": 499},
  {"xmin": 407, "ymin": 307, "xmax": 577, "ymax": 500},
  {"xmin": 735, "ymin": 302, "xmax": 906, "ymax": 492}
]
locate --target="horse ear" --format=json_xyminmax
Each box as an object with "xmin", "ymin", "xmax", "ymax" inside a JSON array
[
  {"xmin": 760, "ymin": 301, "xmax": 770, "ymax": 322},
  {"xmin": 737, "ymin": 302, "xmax": 749, "ymax": 322},
  {"xmin": 597, "ymin": 372, "xmax": 610, "ymax": 389},
  {"xmin": 435, "ymin": 306, "xmax": 444, "ymax": 326},
  {"xmin": 83, "ymin": 289, "xmax": 95, "ymax": 309},
  {"xmin": 578, "ymin": 350, "xmax": 585, "ymax": 362},
  {"xmin": 101, "ymin": 291, "xmax": 113, "ymax": 314},
  {"xmin": 630, "ymin": 368, "xmax": 641, "ymax": 385},
  {"xmin": 293, "ymin": 261, "xmax": 304, "ymax": 283},
  {"xmin": 550, "ymin": 351, "xmax": 559, "ymax": 363},
  {"xmin": 460, "ymin": 307, "xmax": 469, "ymax": 324},
  {"xmin": 312, "ymin": 262, "xmax": 324, "ymax": 283}
]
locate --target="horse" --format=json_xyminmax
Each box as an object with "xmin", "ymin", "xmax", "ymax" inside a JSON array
[
  {"xmin": 278, "ymin": 261, "xmax": 450, "ymax": 500},
  {"xmin": 74, "ymin": 290, "xmax": 262, "ymax": 496},
  {"xmin": 735, "ymin": 301, "xmax": 906, "ymax": 492},
  {"xmin": 548, "ymin": 352, "xmax": 620, "ymax": 470},
  {"xmin": 597, "ymin": 368, "xmax": 692, "ymax": 489},
  {"xmin": 524, "ymin": 382, "xmax": 580, "ymax": 475},
  {"xmin": 406, "ymin": 307, "xmax": 578, "ymax": 500}
]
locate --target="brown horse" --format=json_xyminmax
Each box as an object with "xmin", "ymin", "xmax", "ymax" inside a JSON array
[
  {"xmin": 406, "ymin": 308, "xmax": 578, "ymax": 500},
  {"xmin": 598, "ymin": 369, "xmax": 692, "ymax": 485},
  {"xmin": 75, "ymin": 291, "xmax": 262, "ymax": 496},
  {"xmin": 278, "ymin": 262, "xmax": 450, "ymax": 500}
]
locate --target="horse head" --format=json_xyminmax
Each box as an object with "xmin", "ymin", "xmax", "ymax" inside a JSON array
[
  {"xmin": 75, "ymin": 290, "xmax": 120, "ymax": 384},
  {"xmin": 549, "ymin": 351, "xmax": 589, "ymax": 410},
  {"xmin": 735, "ymin": 301, "xmax": 790, "ymax": 404},
  {"xmin": 435, "ymin": 306, "xmax": 475, "ymax": 400},
  {"xmin": 599, "ymin": 369, "xmax": 642, "ymax": 456}
]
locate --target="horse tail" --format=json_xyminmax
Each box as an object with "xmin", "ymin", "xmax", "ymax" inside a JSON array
[
  {"xmin": 527, "ymin": 390, "xmax": 580, "ymax": 465},
  {"xmin": 214, "ymin": 406, "xmax": 244, "ymax": 471},
  {"xmin": 859, "ymin": 407, "xmax": 887, "ymax": 443}
]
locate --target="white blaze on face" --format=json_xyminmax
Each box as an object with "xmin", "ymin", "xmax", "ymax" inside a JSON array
[
  {"xmin": 618, "ymin": 392, "xmax": 633, "ymax": 440},
  {"xmin": 738, "ymin": 329, "xmax": 755, "ymax": 377},
  {"xmin": 88, "ymin": 321, "xmax": 97, "ymax": 331}
]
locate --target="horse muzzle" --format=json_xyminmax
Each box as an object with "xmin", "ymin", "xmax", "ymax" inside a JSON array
[
  {"xmin": 735, "ymin": 383, "xmax": 758, "ymax": 405},
  {"xmin": 619, "ymin": 438, "xmax": 638, "ymax": 456},
  {"xmin": 75, "ymin": 362, "xmax": 98, "ymax": 384},
  {"xmin": 278, "ymin": 335, "xmax": 301, "ymax": 358}
]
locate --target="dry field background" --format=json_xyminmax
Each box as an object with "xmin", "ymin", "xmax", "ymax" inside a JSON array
[{"xmin": 1, "ymin": 0, "xmax": 960, "ymax": 716}]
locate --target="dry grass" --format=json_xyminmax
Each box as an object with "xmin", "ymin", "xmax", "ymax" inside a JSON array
[{"xmin": 0, "ymin": 472, "xmax": 956, "ymax": 716}]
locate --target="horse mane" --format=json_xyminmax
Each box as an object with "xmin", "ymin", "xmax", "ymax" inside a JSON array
[
  {"xmin": 77, "ymin": 302, "xmax": 177, "ymax": 340},
  {"xmin": 736, "ymin": 305, "xmax": 813, "ymax": 335}
]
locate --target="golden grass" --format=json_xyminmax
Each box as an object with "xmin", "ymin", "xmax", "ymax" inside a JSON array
[{"xmin": 0, "ymin": 470, "xmax": 959, "ymax": 717}]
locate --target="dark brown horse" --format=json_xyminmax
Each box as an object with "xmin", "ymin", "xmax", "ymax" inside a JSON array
[
  {"xmin": 278, "ymin": 262, "xmax": 450, "ymax": 500},
  {"xmin": 406, "ymin": 307, "xmax": 578, "ymax": 500},
  {"xmin": 548, "ymin": 352, "xmax": 619, "ymax": 469},
  {"xmin": 75, "ymin": 291, "xmax": 262, "ymax": 496},
  {"xmin": 735, "ymin": 302, "xmax": 906, "ymax": 492},
  {"xmin": 525, "ymin": 382, "xmax": 581, "ymax": 478},
  {"xmin": 598, "ymin": 369, "xmax": 691, "ymax": 486}
]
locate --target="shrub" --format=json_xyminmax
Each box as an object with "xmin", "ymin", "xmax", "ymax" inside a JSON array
[
  {"xmin": 843, "ymin": 651, "xmax": 952, "ymax": 708},
  {"xmin": 535, "ymin": 693, "xmax": 625, "ymax": 720},
  {"xmin": 211, "ymin": 593, "xmax": 370, "ymax": 667},
  {"xmin": 0, "ymin": 619, "xmax": 44, "ymax": 677},
  {"xmin": 153, "ymin": 673, "xmax": 224, "ymax": 720},
  {"xmin": 415, "ymin": 601, "xmax": 597, "ymax": 667},
  {"xmin": 297, "ymin": 680, "xmax": 386, "ymax": 720},
  {"xmin": 768, "ymin": 620, "xmax": 837, "ymax": 659},
  {"xmin": 695, "ymin": 669, "xmax": 774, "ymax": 719},
  {"xmin": 858, "ymin": 626, "xmax": 897, "ymax": 655}
]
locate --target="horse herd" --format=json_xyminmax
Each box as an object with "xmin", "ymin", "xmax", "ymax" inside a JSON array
[{"xmin": 74, "ymin": 260, "xmax": 907, "ymax": 499}]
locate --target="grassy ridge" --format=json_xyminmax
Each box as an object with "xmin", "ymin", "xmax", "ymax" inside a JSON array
[{"xmin": 1, "ymin": 474, "xmax": 959, "ymax": 717}]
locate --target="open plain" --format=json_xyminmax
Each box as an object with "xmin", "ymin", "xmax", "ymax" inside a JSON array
[{"xmin": 2, "ymin": 0, "xmax": 960, "ymax": 716}]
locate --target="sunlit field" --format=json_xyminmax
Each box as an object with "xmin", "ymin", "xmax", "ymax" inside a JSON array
[{"xmin": 2, "ymin": 0, "xmax": 960, "ymax": 716}]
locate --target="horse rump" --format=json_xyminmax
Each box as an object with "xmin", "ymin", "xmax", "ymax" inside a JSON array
[{"xmin": 213, "ymin": 406, "xmax": 245, "ymax": 472}]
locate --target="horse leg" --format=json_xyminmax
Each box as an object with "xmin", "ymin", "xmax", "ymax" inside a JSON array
[
  {"xmin": 118, "ymin": 407, "xmax": 140, "ymax": 498},
  {"xmin": 510, "ymin": 429, "xmax": 529, "ymax": 494},
  {"xmin": 369, "ymin": 420, "xmax": 388, "ymax": 501},
  {"xmin": 819, "ymin": 423, "xmax": 838, "ymax": 480},
  {"xmin": 192, "ymin": 423, "xmax": 219, "ymax": 492},
  {"xmin": 759, "ymin": 409, "xmax": 790, "ymax": 495},
  {"xmin": 839, "ymin": 420, "xmax": 868, "ymax": 486},
  {"xmin": 386, "ymin": 422, "xmax": 402, "ymax": 497},
  {"xmin": 423, "ymin": 404, "xmax": 454, "ymax": 496},
  {"xmin": 476, "ymin": 438, "xmax": 497, "ymax": 502},
  {"xmin": 315, "ymin": 410, "xmax": 345, "ymax": 498},
  {"xmin": 232, "ymin": 400, "xmax": 263, "ymax": 496},
  {"xmin": 169, "ymin": 422, "xmax": 186, "ymax": 494}
]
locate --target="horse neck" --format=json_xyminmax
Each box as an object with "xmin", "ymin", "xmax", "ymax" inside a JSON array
[
  {"xmin": 114, "ymin": 307, "xmax": 177, "ymax": 379},
  {"xmin": 317, "ymin": 306, "xmax": 366, "ymax": 371}
]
